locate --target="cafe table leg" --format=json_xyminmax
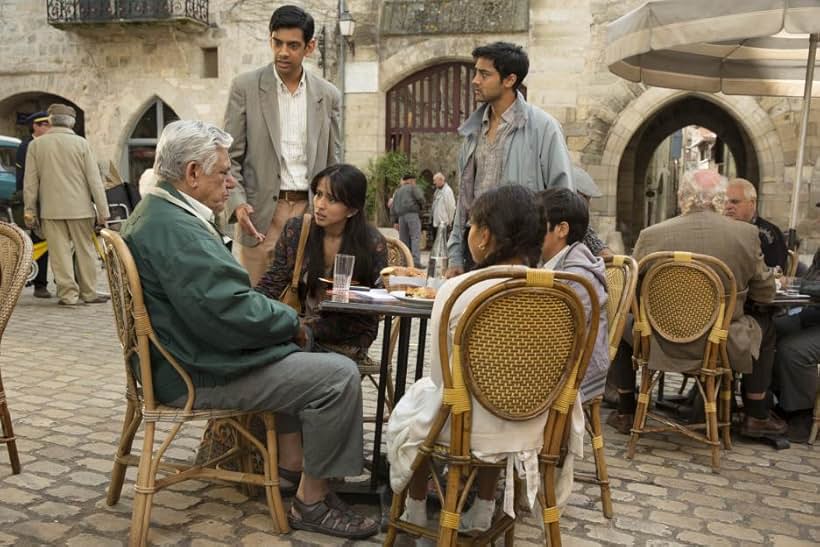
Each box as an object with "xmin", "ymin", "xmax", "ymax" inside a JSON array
[
  {"xmin": 393, "ymin": 316, "xmax": 413, "ymax": 402},
  {"xmin": 415, "ymin": 318, "xmax": 428, "ymax": 381},
  {"xmin": 371, "ymin": 314, "xmax": 394, "ymax": 490}
]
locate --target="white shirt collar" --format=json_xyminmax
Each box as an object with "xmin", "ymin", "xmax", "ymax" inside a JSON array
[
  {"xmin": 180, "ymin": 192, "xmax": 215, "ymax": 225},
  {"xmin": 542, "ymin": 245, "xmax": 571, "ymax": 270},
  {"xmin": 273, "ymin": 65, "xmax": 307, "ymax": 95}
]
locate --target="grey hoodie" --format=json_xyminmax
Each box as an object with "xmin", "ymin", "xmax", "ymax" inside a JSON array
[{"xmin": 551, "ymin": 242, "xmax": 610, "ymax": 401}]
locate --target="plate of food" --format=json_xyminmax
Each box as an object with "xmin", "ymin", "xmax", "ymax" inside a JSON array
[{"xmin": 390, "ymin": 286, "xmax": 437, "ymax": 307}]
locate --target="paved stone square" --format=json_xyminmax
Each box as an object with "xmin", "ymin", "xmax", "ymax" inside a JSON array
[{"xmin": 0, "ymin": 282, "xmax": 818, "ymax": 546}]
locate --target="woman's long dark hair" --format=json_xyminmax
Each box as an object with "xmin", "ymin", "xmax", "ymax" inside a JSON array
[
  {"xmin": 305, "ymin": 164, "xmax": 377, "ymax": 296},
  {"xmin": 470, "ymin": 185, "xmax": 546, "ymax": 268}
]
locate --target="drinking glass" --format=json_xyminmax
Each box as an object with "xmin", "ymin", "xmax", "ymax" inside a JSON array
[
  {"xmin": 333, "ymin": 254, "xmax": 356, "ymax": 295},
  {"xmin": 426, "ymin": 256, "xmax": 448, "ymax": 289}
]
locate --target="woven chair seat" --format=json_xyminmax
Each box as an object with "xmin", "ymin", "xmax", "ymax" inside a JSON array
[{"xmin": 142, "ymin": 404, "xmax": 247, "ymax": 423}]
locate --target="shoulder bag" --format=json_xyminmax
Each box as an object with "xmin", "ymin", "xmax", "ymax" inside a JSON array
[{"xmin": 279, "ymin": 214, "xmax": 312, "ymax": 312}]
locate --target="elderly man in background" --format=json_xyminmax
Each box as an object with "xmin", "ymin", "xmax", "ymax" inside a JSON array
[
  {"xmin": 607, "ymin": 170, "xmax": 785, "ymax": 439},
  {"xmin": 724, "ymin": 177, "xmax": 788, "ymax": 270},
  {"xmin": 430, "ymin": 172, "xmax": 455, "ymax": 241},
  {"xmin": 23, "ymin": 103, "xmax": 109, "ymax": 306},
  {"xmin": 121, "ymin": 120, "xmax": 377, "ymax": 539}
]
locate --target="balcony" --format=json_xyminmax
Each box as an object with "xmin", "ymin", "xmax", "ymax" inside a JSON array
[{"xmin": 47, "ymin": 1, "xmax": 209, "ymax": 31}]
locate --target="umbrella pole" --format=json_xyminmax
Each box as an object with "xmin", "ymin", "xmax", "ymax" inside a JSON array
[{"xmin": 788, "ymin": 33, "xmax": 819, "ymax": 251}]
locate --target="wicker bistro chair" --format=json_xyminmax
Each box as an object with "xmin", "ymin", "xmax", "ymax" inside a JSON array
[
  {"xmin": 98, "ymin": 230, "xmax": 289, "ymax": 546},
  {"xmin": 627, "ymin": 252, "xmax": 737, "ymax": 472},
  {"xmin": 786, "ymin": 249, "xmax": 799, "ymax": 278},
  {"xmin": 385, "ymin": 266, "xmax": 600, "ymax": 547},
  {"xmin": 574, "ymin": 255, "xmax": 638, "ymax": 519},
  {"xmin": 0, "ymin": 222, "xmax": 32, "ymax": 474}
]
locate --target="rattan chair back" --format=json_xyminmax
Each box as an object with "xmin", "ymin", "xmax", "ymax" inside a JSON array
[
  {"xmin": 786, "ymin": 249, "xmax": 799, "ymax": 278},
  {"xmin": 100, "ymin": 229, "xmax": 197, "ymax": 412},
  {"xmin": 0, "ymin": 222, "xmax": 31, "ymax": 341},
  {"xmin": 386, "ymin": 236, "xmax": 413, "ymax": 268},
  {"xmin": 603, "ymin": 255, "xmax": 638, "ymax": 360},
  {"xmin": 637, "ymin": 252, "xmax": 736, "ymax": 347},
  {"xmin": 440, "ymin": 265, "xmax": 600, "ymax": 434}
]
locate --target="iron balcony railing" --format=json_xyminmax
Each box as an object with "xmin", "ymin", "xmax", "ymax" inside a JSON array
[{"xmin": 47, "ymin": 1, "xmax": 208, "ymax": 27}]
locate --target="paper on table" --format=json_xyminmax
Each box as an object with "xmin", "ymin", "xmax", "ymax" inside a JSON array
[{"xmin": 361, "ymin": 289, "xmax": 400, "ymax": 302}]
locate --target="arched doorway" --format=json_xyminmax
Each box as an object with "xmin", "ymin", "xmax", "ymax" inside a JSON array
[
  {"xmin": 124, "ymin": 98, "xmax": 179, "ymax": 183},
  {"xmin": 616, "ymin": 96, "xmax": 760, "ymax": 248},
  {"xmin": 0, "ymin": 92, "xmax": 85, "ymax": 138}
]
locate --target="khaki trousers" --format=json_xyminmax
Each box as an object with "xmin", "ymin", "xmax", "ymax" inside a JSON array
[
  {"xmin": 238, "ymin": 198, "xmax": 308, "ymax": 286},
  {"xmin": 41, "ymin": 218, "xmax": 98, "ymax": 304}
]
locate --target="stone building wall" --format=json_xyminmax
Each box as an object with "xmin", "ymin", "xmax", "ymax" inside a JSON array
[{"xmin": 0, "ymin": 0, "xmax": 817, "ymax": 249}]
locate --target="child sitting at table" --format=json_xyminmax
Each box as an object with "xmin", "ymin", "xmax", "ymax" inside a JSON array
[{"xmin": 539, "ymin": 188, "xmax": 609, "ymax": 402}]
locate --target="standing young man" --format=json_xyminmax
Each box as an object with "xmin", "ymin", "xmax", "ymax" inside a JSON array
[
  {"xmin": 447, "ymin": 42, "xmax": 574, "ymax": 275},
  {"xmin": 224, "ymin": 5, "xmax": 341, "ymax": 285}
]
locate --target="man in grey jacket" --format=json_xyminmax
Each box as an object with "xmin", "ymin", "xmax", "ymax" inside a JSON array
[
  {"xmin": 447, "ymin": 42, "xmax": 574, "ymax": 275},
  {"xmin": 390, "ymin": 174, "xmax": 425, "ymax": 267}
]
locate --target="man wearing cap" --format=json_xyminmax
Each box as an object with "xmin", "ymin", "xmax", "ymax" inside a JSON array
[
  {"xmin": 224, "ymin": 5, "xmax": 340, "ymax": 285},
  {"xmin": 23, "ymin": 103, "xmax": 110, "ymax": 306},
  {"xmin": 15, "ymin": 111, "xmax": 51, "ymax": 298},
  {"xmin": 573, "ymin": 165, "xmax": 613, "ymax": 258}
]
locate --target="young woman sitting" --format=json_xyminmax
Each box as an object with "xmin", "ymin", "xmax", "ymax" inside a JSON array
[
  {"xmin": 386, "ymin": 185, "xmax": 586, "ymax": 533},
  {"xmin": 256, "ymin": 163, "xmax": 388, "ymax": 355}
]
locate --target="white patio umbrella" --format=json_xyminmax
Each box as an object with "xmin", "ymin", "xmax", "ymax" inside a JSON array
[{"xmin": 606, "ymin": 0, "xmax": 820, "ymax": 248}]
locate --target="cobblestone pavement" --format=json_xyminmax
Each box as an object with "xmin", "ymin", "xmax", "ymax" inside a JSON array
[{"xmin": 1, "ymin": 282, "xmax": 819, "ymax": 546}]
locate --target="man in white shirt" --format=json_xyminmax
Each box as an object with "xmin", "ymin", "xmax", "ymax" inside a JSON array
[
  {"xmin": 431, "ymin": 172, "xmax": 456, "ymax": 235},
  {"xmin": 224, "ymin": 5, "xmax": 341, "ymax": 285}
]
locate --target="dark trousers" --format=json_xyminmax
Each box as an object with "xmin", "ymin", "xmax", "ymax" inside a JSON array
[{"xmin": 611, "ymin": 312, "xmax": 777, "ymax": 408}]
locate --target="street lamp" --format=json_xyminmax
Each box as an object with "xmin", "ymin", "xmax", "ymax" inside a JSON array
[{"xmin": 339, "ymin": 9, "xmax": 355, "ymax": 57}]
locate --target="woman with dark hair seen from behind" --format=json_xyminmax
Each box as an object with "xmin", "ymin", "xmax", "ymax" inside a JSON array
[{"xmin": 386, "ymin": 185, "xmax": 585, "ymax": 533}]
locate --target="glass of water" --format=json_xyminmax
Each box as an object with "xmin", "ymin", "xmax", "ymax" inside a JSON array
[{"xmin": 333, "ymin": 254, "xmax": 356, "ymax": 295}]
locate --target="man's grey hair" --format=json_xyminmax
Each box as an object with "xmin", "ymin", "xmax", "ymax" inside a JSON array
[
  {"xmin": 728, "ymin": 177, "xmax": 757, "ymax": 201},
  {"xmin": 153, "ymin": 120, "xmax": 233, "ymax": 183},
  {"xmin": 49, "ymin": 114, "xmax": 75, "ymax": 128},
  {"xmin": 678, "ymin": 170, "xmax": 727, "ymax": 215}
]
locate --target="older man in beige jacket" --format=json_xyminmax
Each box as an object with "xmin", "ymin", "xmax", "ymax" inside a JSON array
[{"xmin": 23, "ymin": 103, "xmax": 110, "ymax": 306}]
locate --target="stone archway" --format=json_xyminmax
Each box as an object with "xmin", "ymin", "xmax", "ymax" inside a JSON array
[
  {"xmin": 0, "ymin": 92, "xmax": 86, "ymax": 138},
  {"xmin": 597, "ymin": 87, "xmax": 783, "ymax": 249},
  {"xmin": 616, "ymin": 96, "xmax": 760, "ymax": 247}
]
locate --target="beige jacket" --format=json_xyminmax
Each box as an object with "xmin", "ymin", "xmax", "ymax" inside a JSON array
[
  {"xmin": 223, "ymin": 64, "xmax": 341, "ymax": 247},
  {"xmin": 23, "ymin": 127, "xmax": 109, "ymax": 221},
  {"xmin": 632, "ymin": 210, "xmax": 775, "ymax": 374}
]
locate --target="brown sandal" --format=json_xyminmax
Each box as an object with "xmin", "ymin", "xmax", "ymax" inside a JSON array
[{"xmin": 288, "ymin": 492, "xmax": 379, "ymax": 539}]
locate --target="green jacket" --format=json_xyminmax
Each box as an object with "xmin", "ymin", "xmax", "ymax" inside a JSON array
[{"xmin": 121, "ymin": 182, "xmax": 300, "ymax": 403}]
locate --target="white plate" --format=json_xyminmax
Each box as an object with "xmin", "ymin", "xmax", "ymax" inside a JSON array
[{"xmin": 389, "ymin": 290, "xmax": 435, "ymax": 308}]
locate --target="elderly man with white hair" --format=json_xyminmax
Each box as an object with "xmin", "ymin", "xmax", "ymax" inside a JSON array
[
  {"xmin": 607, "ymin": 170, "xmax": 784, "ymax": 440},
  {"xmin": 120, "ymin": 120, "xmax": 378, "ymax": 540},
  {"xmin": 725, "ymin": 177, "xmax": 788, "ymax": 270}
]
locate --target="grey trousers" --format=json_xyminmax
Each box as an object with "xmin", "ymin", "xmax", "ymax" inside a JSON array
[
  {"xmin": 399, "ymin": 213, "xmax": 422, "ymax": 268},
  {"xmin": 774, "ymin": 315, "xmax": 820, "ymax": 412},
  {"xmin": 178, "ymin": 351, "xmax": 363, "ymax": 479}
]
